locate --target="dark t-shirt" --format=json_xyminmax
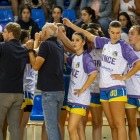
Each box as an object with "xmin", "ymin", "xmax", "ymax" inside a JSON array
[
  {"xmin": 0, "ymin": 39, "xmax": 28, "ymax": 93},
  {"xmin": 17, "ymin": 18, "xmax": 39, "ymax": 39},
  {"xmin": 37, "ymin": 37, "xmax": 64, "ymax": 91}
]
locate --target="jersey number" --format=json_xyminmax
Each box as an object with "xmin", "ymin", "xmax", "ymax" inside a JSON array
[{"xmin": 110, "ymin": 90, "xmax": 117, "ymax": 96}]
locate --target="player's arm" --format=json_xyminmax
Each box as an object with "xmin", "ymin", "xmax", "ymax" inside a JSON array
[
  {"xmin": 74, "ymin": 72, "xmax": 98, "ymax": 97},
  {"xmin": 111, "ymin": 60, "xmax": 140, "ymax": 81},
  {"xmin": 64, "ymin": 53, "xmax": 68, "ymax": 63},
  {"xmin": 62, "ymin": 18, "xmax": 95, "ymax": 43}
]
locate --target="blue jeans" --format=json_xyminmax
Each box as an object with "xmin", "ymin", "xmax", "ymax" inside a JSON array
[
  {"xmin": 56, "ymin": 0, "xmax": 79, "ymax": 9},
  {"xmin": 97, "ymin": 17, "xmax": 111, "ymax": 37},
  {"xmin": 42, "ymin": 91, "xmax": 65, "ymax": 140}
]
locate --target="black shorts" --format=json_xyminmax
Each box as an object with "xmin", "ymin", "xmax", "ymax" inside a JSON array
[{"xmin": 24, "ymin": 105, "xmax": 33, "ymax": 112}]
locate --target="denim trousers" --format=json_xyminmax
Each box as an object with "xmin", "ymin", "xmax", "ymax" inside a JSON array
[
  {"xmin": 56, "ymin": 0, "xmax": 79, "ymax": 9},
  {"xmin": 0, "ymin": 93, "xmax": 24, "ymax": 140},
  {"xmin": 42, "ymin": 91, "xmax": 65, "ymax": 140}
]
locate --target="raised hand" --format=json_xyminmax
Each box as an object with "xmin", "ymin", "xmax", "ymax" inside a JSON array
[{"xmin": 62, "ymin": 18, "xmax": 72, "ymax": 27}]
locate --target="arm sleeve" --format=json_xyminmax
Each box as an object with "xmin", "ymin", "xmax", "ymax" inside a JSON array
[
  {"xmin": 83, "ymin": 53, "xmax": 97, "ymax": 75},
  {"xmin": 37, "ymin": 42, "xmax": 49, "ymax": 59},
  {"xmin": 94, "ymin": 36, "xmax": 110, "ymax": 50},
  {"xmin": 121, "ymin": 42, "xmax": 140, "ymax": 65}
]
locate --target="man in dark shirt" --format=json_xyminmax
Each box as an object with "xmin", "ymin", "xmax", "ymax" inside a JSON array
[
  {"xmin": 0, "ymin": 22, "xmax": 28, "ymax": 140},
  {"xmin": 26, "ymin": 22, "xmax": 64, "ymax": 140}
]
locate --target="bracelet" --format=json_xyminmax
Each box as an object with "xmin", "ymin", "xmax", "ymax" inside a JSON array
[{"xmin": 28, "ymin": 49, "xmax": 35, "ymax": 53}]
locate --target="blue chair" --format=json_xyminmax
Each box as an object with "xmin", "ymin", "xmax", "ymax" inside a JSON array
[
  {"xmin": 0, "ymin": 9, "xmax": 14, "ymax": 25},
  {"xmin": 0, "ymin": 1, "xmax": 11, "ymax": 6},
  {"xmin": 62, "ymin": 9, "xmax": 76, "ymax": 22},
  {"xmin": 31, "ymin": 9, "xmax": 45, "ymax": 30},
  {"xmin": 64, "ymin": 0, "xmax": 70, "ymax": 6},
  {"xmin": 30, "ymin": 94, "xmax": 44, "ymax": 121}
]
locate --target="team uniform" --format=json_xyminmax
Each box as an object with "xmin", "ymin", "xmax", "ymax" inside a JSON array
[
  {"xmin": 125, "ymin": 50, "xmax": 140, "ymax": 111},
  {"xmin": 21, "ymin": 58, "xmax": 35, "ymax": 112},
  {"xmin": 66, "ymin": 51, "xmax": 97, "ymax": 116},
  {"xmin": 62, "ymin": 51, "xmax": 71, "ymax": 110},
  {"xmin": 94, "ymin": 36, "xmax": 139, "ymax": 102},
  {"xmin": 89, "ymin": 47, "xmax": 102, "ymax": 107}
]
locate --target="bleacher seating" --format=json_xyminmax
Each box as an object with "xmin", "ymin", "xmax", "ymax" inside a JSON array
[
  {"xmin": 30, "ymin": 94, "xmax": 44, "ymax": 121},
  {"xmin": 31, "ymin": 9, "xmax": 46, "ymax": 31},
  {"xmin": 62, "ymin": 9, "xmax": 76, "ymax": 21},
  {"xmin": 0, "ymin": 9, "xmax": 14, "ymax": 25}
]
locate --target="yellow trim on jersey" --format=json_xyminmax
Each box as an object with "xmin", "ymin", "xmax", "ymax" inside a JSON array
[
  {"xmin": 90, "ymin": 103, "xmax": 102, "ymax": 107},
  {"xmin": 109, "ymin": 96, "xmax": 127, "ymax": 102},
  {"xmin": 125, "ymin": 103, "xmax": 137, "ymax": 108},
  {"xmin": 66, "ymin": 106, "xmax": 71, "ymax": 112},
  {"xmin": 138, "ymin": 107, "xmax": 140, "ymax": 111},
  {"xmin": 62, "ymin": 105, "xmax": 67, "ymax": 109},
  {"xmin": 21, "ymin": 98, "xmax": 33, "ymax": 109},
  {"xmin": 70, "ymin": 108, "xmax": 86, "ymax": 116},
  {"xmin": 100, "ymin": 99, "xmax": 108, "ymax": 102}
]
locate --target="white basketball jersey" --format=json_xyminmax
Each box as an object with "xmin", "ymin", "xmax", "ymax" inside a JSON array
[
  {"xmin": 89, "ymin": 48, "xmax": 102, "ymax": 94},
  {"xmin": 125, "ymin": 50, "xmax": 140, "ymax": 98},
  {"xmin": 94, "ymin": 36, "xmax": 139, "ymax": 91},
  {"xmin": 66, "ymin": 51, "xmax": 97, "ymax": 106},
  {"xmin": 23, "ymin": 62, "xmax": 35, "ymax": 94}
]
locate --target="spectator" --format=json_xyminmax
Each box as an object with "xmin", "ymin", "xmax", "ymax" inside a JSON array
[
  {"xmin": 50, "ymin": 6, "xmax": 73, "ymax": 40},
  {"xmin": 0, "ymin": 22, "xmax": 28, "ymax": 140},
  {"xmin": 26, "ymin": 22, "xmax": 65, "ymax": 140},
  {"xmin": 113, "ymin": 0, "xmax": 140, "ymax": 25},
  {"xmin": 118, "ymin": 12, "xmax": 132, "ymax": 34},
  {"xmin": 20, "ymin": 0, "xmax": 55, "ymax": 21},
  {"xmin": 50, "ymin": 6, "xmax": 63, "ymax": 23},
  {"xmin": 75, "ymin": 7, "xmax": 98, "ymax": 28},
  {"xmin": 80, "ymin": 0, "xmax": 114, "ymax": 37},
  {"xmin": 17, "ymin": 4, "xmax": 39, "ymax": 39},
  {"xmin": 56, "ymin": 0, "xmax": 79, "ymax": 9},
  {"xmin": 0, "ymin": 0, "xmax": 19, "ymax": 22}
]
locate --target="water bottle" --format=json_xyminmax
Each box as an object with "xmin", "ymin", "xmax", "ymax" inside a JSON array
[{"xmin": 103, "ymin": 137, "xmax": 106, "ymax": 140}]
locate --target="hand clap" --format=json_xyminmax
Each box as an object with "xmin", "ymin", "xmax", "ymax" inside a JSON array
[{"xmin": 26, "ymin": 40, "xmax": 34, "ymax": 50}]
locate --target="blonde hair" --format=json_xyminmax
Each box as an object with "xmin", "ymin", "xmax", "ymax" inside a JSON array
[{"xmin": 5, "ymin": 22, "xmax": 21, "ymax": 39}]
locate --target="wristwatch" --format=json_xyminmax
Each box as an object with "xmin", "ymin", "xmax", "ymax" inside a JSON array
[{"xmin": 28, "ymin": 49, "xmax": 35, "ymax": 53}]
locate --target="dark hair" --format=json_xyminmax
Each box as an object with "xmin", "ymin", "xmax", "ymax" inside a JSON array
[
  {"xmin": 20, "ymin": 4, "xmax": 31, "ymax": 16},
  {"xmin": 81, "ymin": 7, "xmax": 95, "ymax": 20},
  {"xmin": 130, "ymin": 25, "xmax": 140, "ymax": 34},
  {"xmin": 5, "ymin": 22, "xmax": 21, "ymax": 39},
  {"xmin": 118, "ymin": 12, "xmax": 132, "ymax": 28},
  {"xmin": 109, "ymin": 21, "xmax": 122, "ymax": 29},
  {"xmin": 86, "ymin": 28, "xmax": 105, "ymax": 37},
  {"xmin": 86, "ymin": 28, "xmax": 99, "ymax": 36},
  {"xmin": 0, "ymin": 32, "xmax": 4, "ymax": 42},
  {"xmin": 81, "ymin": 23, "xmax": 101, "ymax": 30},
  {"xmin": 20, "ymin": 29, "xmax": 29, "ymax": 44},
  {"xmin": 53, "ymin": 6, "xmax": 63, "ymax": 14},
  {"xmin": 98, "ymin": 30, "xmax": 105, "ymax": 37},
  {"xmin": 73, "ymin": 32, "xmax": 88, "ymax": 52}
]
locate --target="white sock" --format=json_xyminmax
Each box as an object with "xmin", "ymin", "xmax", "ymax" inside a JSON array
[{"xmin": 14, "ymin": 16, "xmax": 18, "ymax": 22}]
